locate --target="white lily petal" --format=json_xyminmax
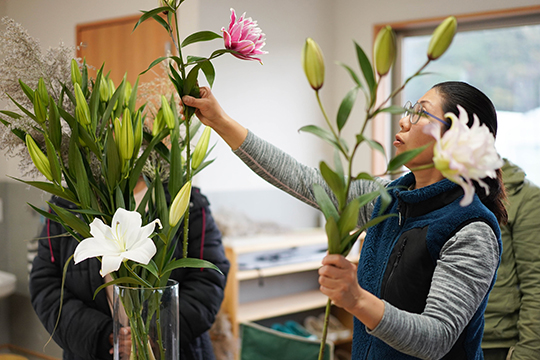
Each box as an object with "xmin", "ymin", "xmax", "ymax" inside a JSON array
[
  {"xmin": 123, "ymin": 240, "xmax": 157, "ymax": 265},
  {"xmin": 74, "ymin": 237, "xmax": 112, "ymax": 263},
  {"xmin": 100, "ymin": 254, "xmax": 124, "ymax": 277}
]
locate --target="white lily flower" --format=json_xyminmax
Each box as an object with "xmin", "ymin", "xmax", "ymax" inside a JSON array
[
  {"xmin": 424, "ymin": 105, "xmax": 503, "ymax": 206},
  {"xmin": 74, "ymin": 208, "xmax": 162, "ymax": 277}
]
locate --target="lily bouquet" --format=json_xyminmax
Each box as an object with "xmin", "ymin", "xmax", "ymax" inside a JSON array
[
  {"xmin": 301, "ymin": 16, "xmax": 501, "ymax": 359},
  {"xmin": 0, "ymin": 1, "xmax": 265, "ymax": 359}
]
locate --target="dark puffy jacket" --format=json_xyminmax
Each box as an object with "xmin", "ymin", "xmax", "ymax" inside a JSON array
[{"xmin": 29, "ymin": 187, "xmax": 229, "ymax": 360}]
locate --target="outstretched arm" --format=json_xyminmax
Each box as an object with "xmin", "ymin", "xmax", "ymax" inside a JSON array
[{"xmin": 181, "ymin": 86, "xmax": 247, "ymax": 150}]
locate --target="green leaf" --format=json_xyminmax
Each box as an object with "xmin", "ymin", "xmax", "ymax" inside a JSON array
[
  {"xmin": 9, "ymin": 177, "xmax": 78, "ymax": 204},
  {"xmin": 325, "ymin": 216, "xmax": 341, "ymax": 254},
  {"xmin": 129, "ymin": 129, "xmax": 169, "ymax": 192},
  {"xmin": 48, "ymin": 202, "xmax": 91, "ymax": 239},
  {"xmin": 150, "ymin": 13, "xmax": 171, "ymax": 33},
  {"xmin": 298, "ymin": 125, "xmax": 340, "ymax": 150},
  {"xmin": 0, "ymin": 110, "xmax": 22, "ymax": 119},
  {"xmin": 356, "ymin": 190, "xmax": 381, "ymax": 208},
  {"xmin": 357, "ymin": 134, "xmax": 386, "ymax": 158},
  {"xmin": 127, "ymin": 76, "xmax": 140, "ymax": 113},
  {"xmin": 163, "ymin": 258, "xmax": 222, "ymax": 275},
  {"xmin": 68, "ymin": 140, "xmax": 91, "ymax": 208},
  {"xmin": 140, "ymin": 56, "xmax": 169, "ymax": 75},
  {"xmin": 337, "ymin": 62, "xmax": 363, "ymax": 88},
  {"xmin": 133, "ymin": 7, "xmax": 170, "ymax": 32},
  {"xmin": 104, "ymin": 130, "xmax": 121, "ymax": 190},
  {"xmin": 45, "ymin": 137, "xmax": 62, "ymax": 185},
  {"xmin": 181, "ymin": 30, "xmax": 222, "ymax": 48},
  {"xmin": 386, "ymin": 144, "xmax": 429, "ymax": 172},
  {"xmin": 93, "ymin": 277, "xmax": 146, "ymax": 299},
  {"xmin": 115, "ymin": 185, "xmax": 125, "ymax": 210},
  {"xmin": 134, "ymin": 260, "xmax": 160, "ymax": 280},
  {"xmin": 7, "ymin": 94, "xmax": 37, "ymax": 122},
  {"xmin": 48, "ymin": 98, "xmax": 62, "ymax": 150},
  {"xmin": 373, "ymin": 105, "xmax": 406, "ymax": 116},
  {"xmin": 338, "ymin": 198, "xmax": 360, "ymax": 238},
  {"xmin": 358, "ymin": 213, "xmax": 396, "ymax": 233},
  {"xmin": 354, "ymin": 41, "xmax": 376, "ymax": 100},
  {"xmin": 18, "ymin": 79, "xmax": 35, "ymax": 102},
  {"xmin": 183, "ymin": 65, "xmax": 201, "ymax": 96},
  {"xmin": 154, "ymin": 172, "xmax": 169, "ymax": 232},
  {"xmin": 319, "ymin": 161, "xmax": 346, "ymax": 209},
  {"xmin": 200, "ymin": 60, "xmax": 216, "ymax": 88},
  {"xmin": 339, "ymin": 229, "xmax": 363, "ymax": 256},
  {"xmin": 337, "ymin": 87, "xmax": 359, "ymax": 131},
  {"xmin": 313, "ymin": 183, "xmax": 339, "ymax": 222}
]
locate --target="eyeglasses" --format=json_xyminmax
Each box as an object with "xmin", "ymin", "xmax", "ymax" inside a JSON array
[{"xmin": 403, "ymin": 101, "xmax": 450, "ymax": 126}]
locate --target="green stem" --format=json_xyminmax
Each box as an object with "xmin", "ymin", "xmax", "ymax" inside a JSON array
[
  {"xmin": 318, "ymin": 298, "xmax": 332, "ymax": 360},
  {"xmin": 315, "ymin": 91, "xmax": 348, "ymax": 159}
]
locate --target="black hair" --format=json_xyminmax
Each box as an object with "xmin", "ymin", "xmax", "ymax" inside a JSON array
[{"xmin": 432, "ymin": 81, "xmax": 507, "ymax": 225}]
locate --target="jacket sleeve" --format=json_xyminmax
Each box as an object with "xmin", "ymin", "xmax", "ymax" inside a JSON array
[
  {"xmin": 170, "ymin": 189, "xmax": 230, "ymax": 349},
  {"xmin": 510, "ymin": 181, "xmax": 540, "ymax": 359},
  {"xmin": 29, "ymin": 218, "xmax": 113, "ymax": 360}
]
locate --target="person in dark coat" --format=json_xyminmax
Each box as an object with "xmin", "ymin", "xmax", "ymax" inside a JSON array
[{"xmin": 29, "ymin": 186, "xmax": 230, "ymax": 360}]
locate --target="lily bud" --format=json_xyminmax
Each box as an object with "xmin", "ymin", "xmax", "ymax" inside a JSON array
[
  {"xmin": 160, "ymin": 96, "xmax": 175, "ymax": 130},
  {"xmin": 99, "ymin": 78, "xmax": 110, "ymax": 102},
  {"xmin": 191, "ymin": 126, "xmax": 211, "ymax": 170},
  {"xmin": 302, "ymin": 38, "xmax": 325, "ymax": 91},
  {"xmin": 26, "ymin": 134, "xmax": 53, "ymax": 181},
  {"xmin": 152, "ymin": 110, "xmax": 164, "ymax": 136},
  {"xmin": 124, "ymin": 81, "xmax": 132, "ymax": 107},
  {"xmin": 169, "ymin": 180, "xmax": 192, "ymax": 227},
  {"xmin": 427, "ymin": 16, "xmax": 457, "ymax": 60},
  {"xmin": 37, "ymin": 78, "xmax": 49, "ymax": 105},
  {"xmin": 33, "ymin": 93, "xmax": 47, "ymax": 124},
  {"xmin": 373, "ymin": 26, "xmax": 396, "ymax": 76},
  {"xmin": 74, "ymin": 83, "xmax": 91, "ymax": 126},
  {"xmin": 70, "ymin": 59, "xmax": 82, "ymax": 87},
  {"xmin": 114, "ymin": 109, "xmax": 134, "ymax": 161}
]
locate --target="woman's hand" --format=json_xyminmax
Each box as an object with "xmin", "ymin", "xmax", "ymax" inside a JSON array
[
  {"xmin": 109, "ymin": 327, "xmax": 132, "ymax": 359},
  {"xmin": 180, "ymin": 87, "xmax": 248, "ymax": 150},
  {"xmin": 319, "ymin": 254, "xmax": 385, "ymax": 330},
  {"xmin": 319, "ymin": 255, "xmax": 362, "ymax": 310}
]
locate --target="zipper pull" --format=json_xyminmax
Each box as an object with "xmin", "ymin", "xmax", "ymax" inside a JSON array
[{"xmin": 398, "ymin": 211, "xmax": 402, "ymax": 226}]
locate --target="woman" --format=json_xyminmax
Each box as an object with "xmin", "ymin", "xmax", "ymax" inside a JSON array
[{"xmin": 181, "ymin": 81, "xmax": 506, "ymax": 359}]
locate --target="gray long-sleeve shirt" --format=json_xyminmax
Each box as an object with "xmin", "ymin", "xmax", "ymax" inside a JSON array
[{"xmin": 233, "ymin": 130, "xmax": 499, "ymax": 359}]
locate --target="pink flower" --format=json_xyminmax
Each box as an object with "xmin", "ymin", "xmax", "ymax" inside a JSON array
[
  {"xmin": 222, "ymin": 8, "xmax": 267, "ymax": 63},
  {"xmin": 424, "ymin": 105, "xmax": 503, "ymax": 206}
]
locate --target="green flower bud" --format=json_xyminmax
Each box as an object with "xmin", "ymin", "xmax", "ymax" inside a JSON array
[
  {"xmin": 70, "ymin": 59, "xmax": 82, "ymax": 87},
  {"xmin": 74, "ymin": 83, "xmax": 91, "ymax": 126},
  {"xmin": 152, "ymin": 110, "xmax": 164, "ymax": 137},
  {"xmin": 191, "ymin": 126, "xmax": 211, "ymax": 170},
  {"xmin": 114, "ymin": 109, "xmax": 134, "ymax": 161},
  {"xmin": 373, "ymin": 26, "xmax": 396, "ymax": 76},
  {"xmin": 99, "ymin": 78, "xmax": 110, "ymax": 102},
  {"xmin": 37, "ymin": 78, "xmax": 49, "ymax": 105},
  {"xmin": 160, "ymin": 95, "xmax": 175, "ymax": 130},
  {"xmin": 26, "ymin": 134, "xmax": 53, "ymax": 181},
  {"xmin": 302, "ymin": 38, "xmax": 325, "ymax": 91},
  {"xmin": 124, "ymin": 81, "xmax": 132, "ymax": 107},
  {"xmin": 427, "ymin": 16, "xmax": 457, "ymax": 60},
  {"xmin": 33, "ymin": 93, "xmax": 47, "ymax": 124},
  {"xmin": 169, "ymin": 180, "xmax": 192, "ymax": 227}
]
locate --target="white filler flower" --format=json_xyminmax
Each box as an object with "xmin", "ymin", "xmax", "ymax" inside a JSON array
[
  {"xmin": 424, "ymin": 105, "xmax": 503, "ymax": 206},
  {"xmin": 74, "ymin": 208, "xmax": 162, "ymax": 277}
]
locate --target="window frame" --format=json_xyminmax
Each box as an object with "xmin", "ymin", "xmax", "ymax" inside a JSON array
[{"xmin": 370, "ymin": 5, "xmax": 540, "ymax": 175}]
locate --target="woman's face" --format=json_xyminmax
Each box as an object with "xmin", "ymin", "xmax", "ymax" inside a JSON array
[{"xmin": 394, "ymin": 88, "xmax": 446, "ymax": 169}]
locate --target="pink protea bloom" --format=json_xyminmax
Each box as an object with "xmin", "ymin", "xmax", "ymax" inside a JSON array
[{"xmin": 222, "ymin": 8, "xmax": 267, "ymax": 63}]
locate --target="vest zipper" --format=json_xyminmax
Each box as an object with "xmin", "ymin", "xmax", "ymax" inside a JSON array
[{"xmin": 381, "ymin": 236, "xmax": 408, "ymax": 298}]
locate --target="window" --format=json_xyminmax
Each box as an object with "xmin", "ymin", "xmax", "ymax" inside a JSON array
[{"xmin": 390, "ymin": 8, "xmax": 540, "ymax": 184}]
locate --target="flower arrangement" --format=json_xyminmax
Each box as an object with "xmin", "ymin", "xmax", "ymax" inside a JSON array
[
  {"xmin": 0, "ymin": 1, "xmax": 266, "ymax": 358},
  {"xmin": 301, "ymin": 15, "xmax": 501, "ymax": 359}
]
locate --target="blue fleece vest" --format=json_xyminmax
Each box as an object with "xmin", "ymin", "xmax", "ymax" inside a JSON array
[{"xmin": 352, "ymin": 173, "xmax": 501, "ymax": 359}]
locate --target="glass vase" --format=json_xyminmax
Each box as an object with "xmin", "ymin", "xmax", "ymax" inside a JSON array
[{"xmin": 113, "ymin": 280, "xmax": 179, "ymax": 360}]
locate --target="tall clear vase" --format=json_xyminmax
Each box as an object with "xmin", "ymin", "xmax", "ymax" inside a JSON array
[{"xmin": 113, "ymin": 280, "xmax": 179, "ymax": 360}]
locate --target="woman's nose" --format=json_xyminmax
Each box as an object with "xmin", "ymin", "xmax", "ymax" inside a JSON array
[{"xmin": 398, "ymin": 114, "xmax": 411, "ymax": 130}]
